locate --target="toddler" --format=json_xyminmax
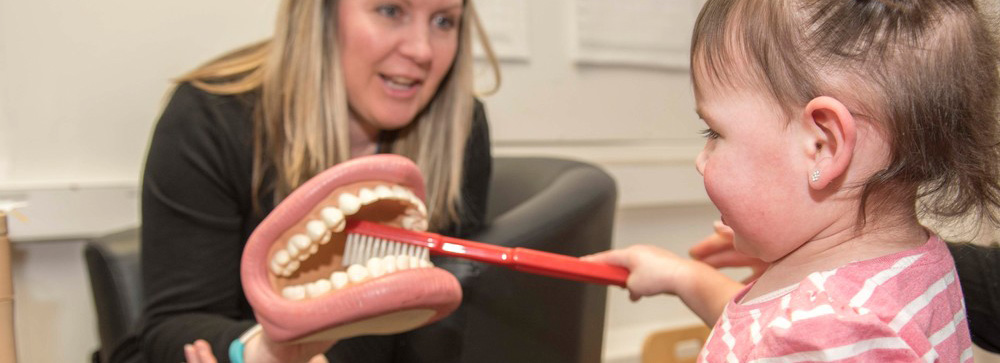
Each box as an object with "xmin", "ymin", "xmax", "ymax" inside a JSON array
[{"xmin": 587, "ymin": 0, "xmax": 1000, "ymax": 361}]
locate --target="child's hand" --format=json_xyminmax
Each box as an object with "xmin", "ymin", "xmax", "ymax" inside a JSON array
[
  {"xmin": 587, "ymin": 237, "xmax": 748, "ymax": 325},
  {"xmin": 584, "ymin": 245, "xmax": 694, "ymax": 301},
  {"xmin": 689, "ymin": 221, "xmax": 767, "ymax": 283}
]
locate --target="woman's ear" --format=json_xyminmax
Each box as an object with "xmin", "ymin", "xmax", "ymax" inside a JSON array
[{"xmin": 802, "ymin": 96, "xmax": 856, "ymax": 190}]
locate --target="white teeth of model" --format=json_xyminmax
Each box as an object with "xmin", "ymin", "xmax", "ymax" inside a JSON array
[
  {"xmin": 382, "ymin": 255, "xmax": 397, "ymax": 274},
  {"xmin": 331, "ymin": 271, "xmax": 349, "ymax": 289},
  {"xmin": 358, "ymin": 188, "xmax": 378, "ymax": 205},
  {"xmin": 391, "ymin": 185, "xmax": 411, "ymax": 201},
  {"xmin": 401, "ymin": 216, "xmax": 416, "ymax": 230},
  {"xmin": 282, "ymin": 285, "xmax": 306, "ymax": 301},
  {"xmin": 339, "ymin": 193, "xmax": 362, "ymax": 215},
  {"xmin": 306, "ymin": 220, "xmax": 330, "ymax": 244},
  {"xmin": 306, "ymin": 279, "xmax": 332, "ymax": 298},
  {"xmin": 270, "ymin": 260, "xmax": 284, "ymax": 275},
  {"xmin": 274, "ymin": 250, "xmax": 291, "ymax": 265},
  {"xmin": 413, "ymin": 219, "xmax": 428, "ymax": 232},
  {"xmin": 286, "ymin": 235, "xmax": 303, "ymax": 259},
  {"xmin": 320, "ymin": 207, "xmax": 346, "ymax": 232},
  {"xmin": 412, "ymin": 197, "xmax": 427, "ymax": 216},
  {"xmin": 367, "ymin": 257, "xmax": 385, "ymax": 278},
  {"xmin": 347, "ymin": 264, "xmax": 369, "ymax": 283},
  {"xmin": 420, "ymin": 259, "xmax": 433, "ymax": 268},
  {"xmin": 283, "ymin": 260, "xmax": 300, "ymax": 277},
  {"xmin": 374, "ymin": 185, "xmax": 394, "ymax": 199},
  {"xmin": 396, "ymin": 255, "xmax": 411, "ymax": 271},
  {"xmin": 409, "ymin": 256, "xmax": 420, "ymax": 269},
  {"xmin": 290, "ymin": 234, "xmax": 312, "ymax": 261}
]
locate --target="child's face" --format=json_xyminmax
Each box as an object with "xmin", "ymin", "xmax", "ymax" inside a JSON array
[{"xmin": 693, "ymin": 78, "xmax": 815, "ymax": 262}]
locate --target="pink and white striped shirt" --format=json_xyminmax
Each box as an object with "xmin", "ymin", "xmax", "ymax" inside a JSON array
[{"xmin": 699, "ymin": 236, "xmax": 972, "ymax": 362}]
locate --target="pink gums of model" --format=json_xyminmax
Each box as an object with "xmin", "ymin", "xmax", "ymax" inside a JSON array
[{"xmin": 241, "ymin": 154, "xmax": 461, "ymax": 343}]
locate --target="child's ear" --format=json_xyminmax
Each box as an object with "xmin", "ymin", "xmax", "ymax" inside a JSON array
[{"xmin": 802, "ymin": 96, "xmax": 856, "ymax": 189}]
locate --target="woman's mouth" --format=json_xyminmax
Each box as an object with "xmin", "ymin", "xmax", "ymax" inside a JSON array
[{"xmin": 380, "ymin": 74, "xmax": 422, "ymax": 97}]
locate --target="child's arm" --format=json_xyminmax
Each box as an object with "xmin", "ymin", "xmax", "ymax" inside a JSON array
[{"xmin": 584, "ymin": 245, "xmax": 744, "ymax": 326}]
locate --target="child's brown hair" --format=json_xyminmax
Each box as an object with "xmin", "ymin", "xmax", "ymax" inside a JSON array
[{"xmin": 691, "ymin": 0, "xmax": 1000, "ymax": 229}]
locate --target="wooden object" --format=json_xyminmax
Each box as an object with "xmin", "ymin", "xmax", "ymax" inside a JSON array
[
  {"xmin": 641, "ymin": 324, "xmax": 711, "ymax": 363},
  {"xmin": 0, "ymin": 211, "xmax": 15, "ymax": 363}
]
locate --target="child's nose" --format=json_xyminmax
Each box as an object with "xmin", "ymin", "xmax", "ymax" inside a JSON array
[{"xmin": 695, "ymin": 150, "xmax": 707, "ymax": 176}]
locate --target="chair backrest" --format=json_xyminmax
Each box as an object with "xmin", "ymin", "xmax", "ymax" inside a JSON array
[
  {"xmin": 84, "ymin": 228, "xmax": 142, "ymax": 363},
  {"xmin": 459, "ymin": 157, "xmax": 618, "ymax": 363},
  {"xmin": 83, "ymin": 156, "xmax": 618, "ymax": 363},
  {"xmin": 642, "ymin": 324, "xmax": 711, "ymax": 363}
]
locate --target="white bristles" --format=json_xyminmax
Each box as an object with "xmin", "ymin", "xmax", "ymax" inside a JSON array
[
  {"xmin": 343, "ymin": 234, "xmax": 356, "ymax": 265},
  {"xmin": 343, "ymin": 233, "xmax": 430, "ymax": 267}
]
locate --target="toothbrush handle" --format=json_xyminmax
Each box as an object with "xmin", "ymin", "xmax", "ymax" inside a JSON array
[
  {"xmin": 435, "ymin": 235, "xmax": 629, "ymax": 287},
  {"xmin": 510, "ymin": 248, "xmax": 629, "ymax": 287}
]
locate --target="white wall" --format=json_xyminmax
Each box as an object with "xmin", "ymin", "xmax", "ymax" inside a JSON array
[
  {"xmin": 1, "ymin": 1, "xmax": 998, "ymax": 362},
  {"xmin": 0, "ymin": 0, "xmax": 277, "ymax": 186},
  {"xmin": 0, "ymin": 2, "xmax": 275, "ymax": 360}
]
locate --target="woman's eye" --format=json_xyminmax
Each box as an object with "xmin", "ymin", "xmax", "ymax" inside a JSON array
[
  {"xmin": 700, "ymin": 128, "xmax": 720, "ymax": 140},
  {"xmin": 432, "ymin": 14, "xmax": 458, "ymax": 30},
  {"xmin": 376, "ymin": 4, "xmax": 402, "ymax": 18}
]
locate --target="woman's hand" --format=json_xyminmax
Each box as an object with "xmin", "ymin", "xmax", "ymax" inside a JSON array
[
  {"xmin": 184, "ymin": 340, "xmax": 217, "ymax": 363},
  {"xmin": 182, "ymin": 334, "xmax": 332, "ymax": 363},
  {"xmin": 688, "ymin": 221, "xmax": 768, "ymax": 283},
  {"xmin": 584, "ymin": 245, "xmax": 697, "ymax": 301},
  {"xmin": 243, "ymin": 331, "xmax": 333, "ymax": 363}
]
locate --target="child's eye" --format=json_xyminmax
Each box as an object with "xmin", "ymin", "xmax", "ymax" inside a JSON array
[
  {"xmin": 432, "ymin": 14, "xmax": 458, "ymax": 30},
  {"xmin": 376, "ymin": 4, "xmax": 403, "ymax": 18},
  {"xmin": 700, "ymin": 128, "xmax": 720, "ymax": 140}
]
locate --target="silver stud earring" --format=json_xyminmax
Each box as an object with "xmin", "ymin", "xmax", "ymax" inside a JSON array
[{"xmin": 811, "ymin": 170, "xmax": 821, "ymax": 182}]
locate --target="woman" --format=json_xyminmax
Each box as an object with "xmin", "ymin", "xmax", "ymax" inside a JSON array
[{"xmin": 126, "ymin": 0, "xmax": 500, "ymax": 362}]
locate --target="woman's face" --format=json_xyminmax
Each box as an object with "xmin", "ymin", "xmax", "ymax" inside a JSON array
[{"xmin": 338, "ymin": 0, "xmax": 463, "ymax": 131}]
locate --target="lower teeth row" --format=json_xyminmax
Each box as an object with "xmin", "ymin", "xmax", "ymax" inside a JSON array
[{"xmin": 281, "ymin": 254, "xmax": 433, "ymax": 301}]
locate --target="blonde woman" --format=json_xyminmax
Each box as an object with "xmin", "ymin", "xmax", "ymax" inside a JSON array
[{"xmin": 123, "ymin": 0, "xmax": 500, "ymax": 362}]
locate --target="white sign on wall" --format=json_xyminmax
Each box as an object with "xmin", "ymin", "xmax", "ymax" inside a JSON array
[
  {"xmin": 573, "ymin": 0, "xmax": 701, "ymax": 69},
  {"xmin": 472, "ymin": 0, "xmax": 531, "ymax": 61}
]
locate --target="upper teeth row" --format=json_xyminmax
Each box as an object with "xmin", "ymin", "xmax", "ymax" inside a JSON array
[
  {"xmin": 270, "ymin": 184, "xmax": 428, "ymax": 277},
  {"xmin": 280, "ymin": 254, "xmax": 434, "ymax": 301},
  {"xmin": 387, "ymin": 76, "xmax": 416, "ymax": 86}
]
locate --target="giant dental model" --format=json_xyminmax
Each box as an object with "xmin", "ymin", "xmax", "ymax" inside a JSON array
[{"xmin": 241, "ymin": 154, "xmax": 461, "ymax": 343}]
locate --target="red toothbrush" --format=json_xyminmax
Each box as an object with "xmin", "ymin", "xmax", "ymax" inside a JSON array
[{"xmin": 343, "ymin": 220, "xmax": 629, "ymax": 287}]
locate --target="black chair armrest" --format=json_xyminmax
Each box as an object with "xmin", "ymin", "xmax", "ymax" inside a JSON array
[{"xmin": 84, "ymin": 228, "xmax": 142, "ymax": 363}]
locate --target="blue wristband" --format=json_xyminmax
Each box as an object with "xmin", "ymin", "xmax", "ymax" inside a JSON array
[
  {"xmin": 229, "ymin": 324, "xmax": 261, "ymax": 363},
  {"xmin": 228, "ymin": 339, "xmax": 245, "ymax": 363}
]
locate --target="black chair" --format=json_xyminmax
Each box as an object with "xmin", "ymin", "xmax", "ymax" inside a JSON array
[
  {"xmin": 84, "ymin": 228, "xmax": 142, "ymax": 363},
  {"xmin": 85, "ymin": 156, "xmax": 618, "ymax": 363}
]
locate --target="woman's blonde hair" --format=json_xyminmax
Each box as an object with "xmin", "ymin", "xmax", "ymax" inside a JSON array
[{"xmin": 178, "ymin": 0, "xmax": 500, "ymax": 231}]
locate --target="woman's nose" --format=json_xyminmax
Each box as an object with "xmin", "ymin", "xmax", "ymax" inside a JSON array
[{"xmin": 398, "ymin": 26, "xmax": 433, "ymax": 65}]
